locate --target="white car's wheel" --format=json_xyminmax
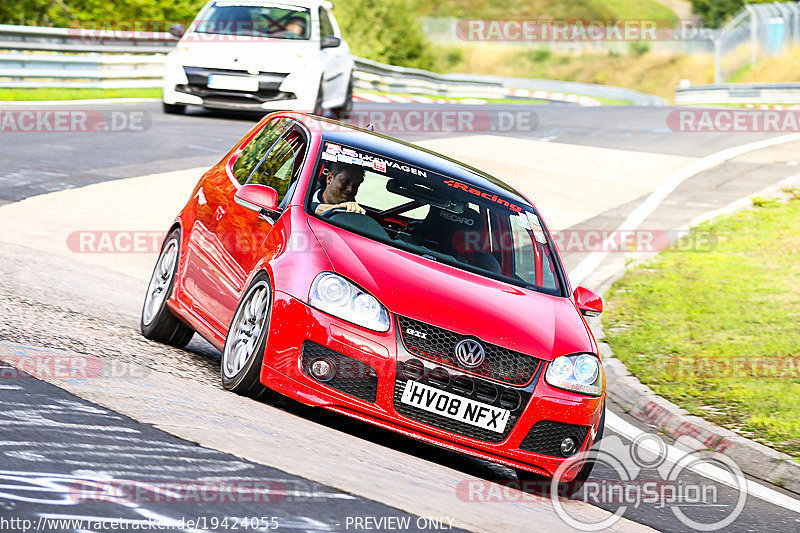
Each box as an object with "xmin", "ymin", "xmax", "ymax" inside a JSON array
[{"xmin": 162, "ymin": 102, "xmax": 186, "ymax": 115}]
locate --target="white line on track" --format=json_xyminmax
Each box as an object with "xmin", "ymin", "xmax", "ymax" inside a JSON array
[
  {"xmin": 569, "ymin": 132, "xmax": 800, "ymax": 286},
  {"xmin": 607, "ymin": 412, "xmax": 800, "ymax": 513},
  {"xmin": 567, "ymin": 133, "xmax": 800, "ymax": 513}
]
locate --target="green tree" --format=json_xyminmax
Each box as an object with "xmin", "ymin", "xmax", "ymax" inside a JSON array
[
  {"xmin": 335, "ymin": 0, "xmax": 432, "ymax": 69},
  {"xmin": 690, "ymin": 0, "xmax": 794, "ymax": 29},
  {"xmin": 0, "ymin": 0, "xmax": 205, "ymax": 27}
]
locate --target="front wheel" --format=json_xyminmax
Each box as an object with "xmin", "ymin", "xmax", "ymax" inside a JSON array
[
  {"xmin": 331, "ymin": 75, "xmax": 353, "ymax": 120},
  {"xmin": 141, "ymin": 229, "xmax": 194, "ymax": 348},
  {"xmin": 221, "ymin": 272, "xmax": 272, "ymax": 397},
  {"xmin": 312, "ymin": 82, "xmax": 325, "ymax": 117},
  {"xmin": 162, "ymin": 102, "xmax": 186, "ymax": 115}
]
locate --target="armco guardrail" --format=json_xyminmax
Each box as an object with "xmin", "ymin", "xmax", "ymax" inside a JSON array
[
  {"xmin": 0, "ymin": 23, "xmax": 666, "ymax": 105},
  {"xmin": 675, "ymin": 83, "xmax": 800, "ymax": 105},
  {"xmin": 352, "ymin": 57, "xmax": 667, "ymax": 106}
]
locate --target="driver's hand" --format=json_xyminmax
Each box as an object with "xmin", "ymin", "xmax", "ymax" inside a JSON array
[{"xmin": 334, "ymin": 202, "xmax": 365, "ymax": 214}]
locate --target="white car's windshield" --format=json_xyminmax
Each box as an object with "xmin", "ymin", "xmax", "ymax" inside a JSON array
[
  {"xmin": 308, "ymin": 141, "xmax": 565, "ymax": 295},
  {"xmin": 195, "ymin": 2, "xmax": 311, "ymax": 39}
]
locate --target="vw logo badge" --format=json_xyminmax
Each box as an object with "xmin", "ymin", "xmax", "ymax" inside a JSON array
[{"xmin": 454, "ymin": 339, "xmax": 486, "ymax": 369}]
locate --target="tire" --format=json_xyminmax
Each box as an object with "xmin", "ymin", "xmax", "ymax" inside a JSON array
[
  {"xmin": 141, "ymin": 229, "xmax": 194, "ymax": 348},
  {"xmin": 220, "ymin": 272, "xmax": 273, "ymax": 397},
  {"xmin": 312, "ymin": 81, "xmax": 325, "ymax": 117},
  {"xmin": 516, "ymin": 405, "xmax": 605, "ymax": 497},
  {"xmin": 331, "ymin": 75, "xmax": 353, "ymax": 120},
  {"xmin": 162, "ymin": 102, "xmax": 186, "ymax": 115}
]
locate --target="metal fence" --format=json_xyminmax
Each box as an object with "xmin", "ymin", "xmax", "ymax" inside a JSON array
[
  {"xmin": 715, "ymin": 2, "xmax": 800, "ymax": 82},
  {"xmin": 0, "ymin": 23, "xmax": 666, "ymax": 105}
]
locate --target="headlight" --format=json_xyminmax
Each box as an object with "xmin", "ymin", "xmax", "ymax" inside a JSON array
[
  {"xmin": 309, "ymin": 272, "xmax": 390, "ymax": 332},
  {"xmin": 544, "ymin": 353, "xmax": 603, "ymax": 396}
]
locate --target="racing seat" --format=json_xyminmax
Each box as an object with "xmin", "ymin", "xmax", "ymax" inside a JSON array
[{"xmin": 406, "ymin": 206, "xmax": 501, "ymax": 273}]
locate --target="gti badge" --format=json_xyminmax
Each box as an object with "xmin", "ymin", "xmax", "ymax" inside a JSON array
[
  {"xmin": 454, "ymin": 339, "xmax": 486, "ymax": 369},
  {"xmin": 406, "ymin": 328, "xmax": 428, "ymax": 339}
]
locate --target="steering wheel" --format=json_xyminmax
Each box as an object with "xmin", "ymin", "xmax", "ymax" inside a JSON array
[{"xmin": 321, "ymin": 207, "xmax": 349, "ymax": 219}]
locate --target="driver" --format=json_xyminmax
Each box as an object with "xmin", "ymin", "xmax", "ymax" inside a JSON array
[
  {"xmin": 285, "ymin": 16, "xmax": 307, "ymax": 37},
  {"xmin": 312, "ymin": 162, "xmax": 366, "ymax": 215}
]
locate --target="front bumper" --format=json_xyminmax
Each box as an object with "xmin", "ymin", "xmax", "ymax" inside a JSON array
[
  {"xmin": 163, "ymin": 64, "xmax": 318, "ymax": 112},
  {"xmin": 261, "ymin": 290, "xmax": 604, "ymax": 479}
]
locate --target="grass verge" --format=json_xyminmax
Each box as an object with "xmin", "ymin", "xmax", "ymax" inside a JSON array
[
  {"xmin": 414, "ymin": 0, "xmax": 677, "ymax": 22},
  {"xmin": 604, "ymin": 196, "xmax": 800, "ymax": 459},
  {"xmin": 0, "ymin": 88, "xmax": 162, "ymax": 101},
  {"xmin": 428, "ymin": 44, "xmax": 714, "ymax": 101}
]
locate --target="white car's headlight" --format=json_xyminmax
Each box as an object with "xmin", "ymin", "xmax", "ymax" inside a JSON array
[
  {"xmin": 309, "ymin": 272, "xmax": 390, "ymax": 332},
  {"xmin": 544, "ymin": 353, "xmax": 603, "ymax": 396}
]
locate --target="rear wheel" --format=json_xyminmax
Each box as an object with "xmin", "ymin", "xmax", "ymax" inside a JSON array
[
  {"xmin": 221, "ymin": 272, "xmax": 272, "ymax": 397},
  {"xmin": 141, "ymin": 229, "xmax": 194, "ymax": 348},
  {"xmin": 516, "ymin": 405, "xmax": 605, "ymax": 497},
  {"xmin": 162, "ymin": 102, "xmax": 186, "ymax": 115}
]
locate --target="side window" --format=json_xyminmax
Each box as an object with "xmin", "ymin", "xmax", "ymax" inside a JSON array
[
  {"xmin": 231, "ymin": 118, "xmax": 289, "ymax": 185},
  {"xmin": 247, "ymin": 129, "xmax": 307, "ymax": 207},
  {"xmin": 509, "ymin": 214, "xmax": 536, "ymax": 282},
  {"xmin": 319, "ymin": 7, "xmax": 334, "ymax": 38}
]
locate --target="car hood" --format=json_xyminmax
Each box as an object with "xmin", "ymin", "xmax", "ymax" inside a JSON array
[
  {"xmin": 174, "ymin": 38, "xmax": 317, "ymax": 72},
  {"xmin": 308, "ymin": 219, "xmax": 594, "ymax": 361}
]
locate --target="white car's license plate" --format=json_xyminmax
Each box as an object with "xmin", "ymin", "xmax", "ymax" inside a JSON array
[
  {"xmin": 207, "ymin": 74, "xmax": 259, "ymax": 92},
  {"xmin": 400, "ymin": 380, "xmax": 511, "ymax": 433}
]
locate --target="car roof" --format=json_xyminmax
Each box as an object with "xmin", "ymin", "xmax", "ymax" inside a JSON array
[{"xmin": 306, "ymin": 117, "xmax": 532, "ymax": 207}]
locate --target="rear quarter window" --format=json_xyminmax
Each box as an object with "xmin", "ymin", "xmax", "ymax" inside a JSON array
[{"xmin": 231, "ymin": 118, "xmax": 290, "ymax": 185}]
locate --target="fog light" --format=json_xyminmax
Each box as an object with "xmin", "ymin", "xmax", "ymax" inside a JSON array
[
  {"xmin": 560, "ymin": 437, "xmax": 578, "ymax": 457},
  {"xmin": 310, "ymin": 358, "xmax": 336, "ymax": 382}
]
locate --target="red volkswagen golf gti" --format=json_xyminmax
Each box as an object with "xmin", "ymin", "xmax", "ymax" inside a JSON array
[{"xmin": 141, "ymin": 112, "xmax": 606, "ymax": 494}]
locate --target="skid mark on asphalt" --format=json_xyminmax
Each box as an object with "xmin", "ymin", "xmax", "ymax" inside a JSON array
[{"xmin": 0, "ymin": 364, "xmax": 461, "ymax": 533}]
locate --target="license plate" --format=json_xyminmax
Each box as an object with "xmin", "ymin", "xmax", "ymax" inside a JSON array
[
  {"xmin": 400, "ymin": 380, "xmax": 511, "ymax": 433},
  {"xmin": 207, "ymin": 74, "xmax": 259, "ymax": 92}
]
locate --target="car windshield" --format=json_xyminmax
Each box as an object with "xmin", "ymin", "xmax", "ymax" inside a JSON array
[
  {"xmin": 307, "ymin": 141, "xmax": 565, "ymax": 295},
  {"xmin": 195, "ymin": 2, "xmax": 311, "ymax": 39}
]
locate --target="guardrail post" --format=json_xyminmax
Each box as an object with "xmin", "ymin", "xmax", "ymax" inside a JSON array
[
  {"xmin": 791, "ymin": 1, "xmax": 800, "ymax": 46},
  {"xmin": 746, "ymin": 4, "xmax": 758, "ymax": 65}
]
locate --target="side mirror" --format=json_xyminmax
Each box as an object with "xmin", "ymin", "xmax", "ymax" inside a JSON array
[
  {"xmin": 321, "ymin": 35, "xmax": 341, "ymax": 49},
  {"xmin": 169, "ymin": 24, "xmax": 185, "ymax": 38},
  {"xmin": 234, "ymin": 184, "xmax": 279, "ymax": 215},
  {"xmin": 574, "ymin": 286, "xmax": 603, "ymax": 317}
]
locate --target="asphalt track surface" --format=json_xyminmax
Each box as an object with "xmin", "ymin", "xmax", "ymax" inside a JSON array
[
  {"xmin": 1, "ymin": 100, "xmax": 800, "ymax": 532},
  {"xmin": 0, "ymin": 364, "xmax": 463, "ymax": 533},
  {"xmin": 0, "ymin": 100, "xmax": 782, "ymax": 205}
]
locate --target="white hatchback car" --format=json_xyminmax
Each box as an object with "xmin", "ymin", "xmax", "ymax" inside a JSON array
[{"xmin": 162, "ymin": 0, "xmax": 354, "ymax": 115}]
